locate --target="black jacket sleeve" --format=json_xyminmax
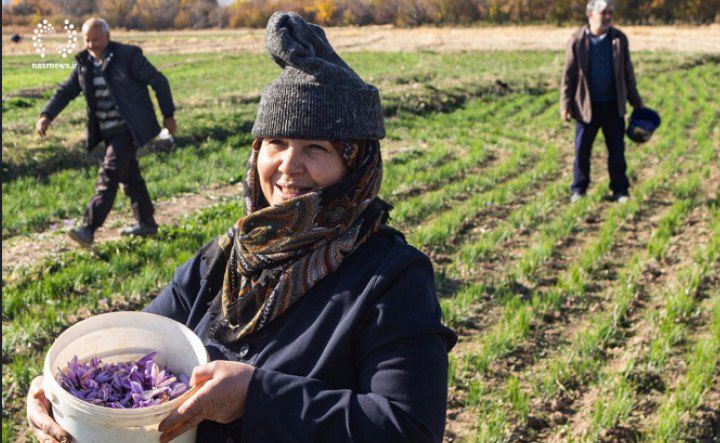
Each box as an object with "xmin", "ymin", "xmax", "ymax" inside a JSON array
[
  {"xmin": 128, "ymin": 47, "xmax": 175, "ymax": 118},
  {"xmin": 41, "ymin": 66, "xmax": 82, "ymax": 119},
  {"xmin": 240, "ymin": 257, "xmax": 451, "ymax": 443},
  {"xmin": 143, "ymin": 252, "xmax": 203, "ymax": 324}
]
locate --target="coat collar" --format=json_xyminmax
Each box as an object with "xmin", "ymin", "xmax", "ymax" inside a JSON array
[
  {"xmin": 577, "ymin": 25, "xmax": 590, "ymax": 77},
  {"xmin": 581, "ymin": 24, "xmax": 618, "ymax": 40},
  {"xmin": 75, "ymin": 41, "xmax": 117, "ymax": 72},
  {"xmin": 577, "ymin": 25, "xmax": 618, "ymax": 77}
]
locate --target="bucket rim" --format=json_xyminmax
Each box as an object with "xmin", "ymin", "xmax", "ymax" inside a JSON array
[{"xmin": 630, "ymin": 107, "xmax": 661, "ymax": 126}]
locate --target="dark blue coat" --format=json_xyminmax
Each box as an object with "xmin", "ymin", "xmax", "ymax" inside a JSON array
[
  {"xmin": 41, "ymin": 41, "xmax": 175, "ymax": 150},
  {"xmin": 145, "ymin": 227, "xmax": 457, "ymax": 442}
]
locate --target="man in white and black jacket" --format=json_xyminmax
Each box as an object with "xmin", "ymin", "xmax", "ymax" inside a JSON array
[{"xmin": 36, "ymin": 18, "xmax": 177, "ymax": 247}]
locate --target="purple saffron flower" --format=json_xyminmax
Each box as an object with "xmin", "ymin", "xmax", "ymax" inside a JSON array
[{"xmin": 56, "ymin": 354, "xmax": 190, "ymax": 409}]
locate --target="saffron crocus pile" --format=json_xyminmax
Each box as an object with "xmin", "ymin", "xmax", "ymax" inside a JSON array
[{"xmin": 56, "ymin": 352, "xmax": 190, "ymax": 408}]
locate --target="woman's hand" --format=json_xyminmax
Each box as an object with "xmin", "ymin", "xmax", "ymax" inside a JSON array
[
  {"xmin": 158, "ymin": 361, "xmax": 255, "ymax": 443},
  {"xmin": 26, "ymin": 376, "xmax": 71, "ymax": 443}
]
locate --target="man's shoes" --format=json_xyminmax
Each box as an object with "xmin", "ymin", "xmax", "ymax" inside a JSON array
[
  {"xmin": 613, "ymin": 193, "xmax": 630, "ymax": 203},
  {"xmin": 570, "ymin": 192, "xmax": 585, "ymax": 203},
  {"xmin": 68, "ymin": 226, "xmax": 94, "ymax": 248},
  {"xmin": 119, "ymin": 223, "xmax": 158, "ymax": 237}
]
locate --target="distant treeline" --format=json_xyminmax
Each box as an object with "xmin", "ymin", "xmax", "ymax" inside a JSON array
[{"xmin": 3, "ymin": 0, "xmax": 719, "ymax": 29}]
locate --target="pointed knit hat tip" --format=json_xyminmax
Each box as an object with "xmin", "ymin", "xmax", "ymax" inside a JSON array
[{"xmin": 251, "ymin": 11, "xmax": 385, "ymax": 141}]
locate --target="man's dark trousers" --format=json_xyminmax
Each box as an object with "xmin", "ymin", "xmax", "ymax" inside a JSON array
[
  {"xmin": 83, "ymin": 130, "xmax": 156, "ymax": 231},
  {"xmin": 571, "ymin": 101, "xmax": 630, "ymax": 196}
]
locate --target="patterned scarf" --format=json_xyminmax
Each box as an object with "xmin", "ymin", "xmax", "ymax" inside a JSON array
[{"xmin": 209, "ymin": 138, "xmax": 390, "ymax": 344}]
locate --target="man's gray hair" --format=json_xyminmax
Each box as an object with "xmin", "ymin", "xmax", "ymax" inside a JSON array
[
  {"xmin": 82, "ymin": 18, "xmax": 110, "ymax": 34},
  {"xmin": 586, "ymin": 0, "xmax": 614, "ymax": 13}
]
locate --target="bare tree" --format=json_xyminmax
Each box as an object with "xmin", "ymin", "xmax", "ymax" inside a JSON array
[
  {"xmin": 341, "ymin": 0, "xmax": 374, "ymax": 25},
  {"xmin": 99, "ymin": 0, "xmax": 137, "ymax": 28},
  {"xmin": 176, "ymin": 0, "xmax": 219, "ymax": 28},
  {"xmin": 132, "ymin": 0, "xmax": 179, "ymax": 30},
  {"xmin": 54, "ymin": 0, "xmax": 95, "ymax": 17},
  {"xmin": 209, "ymin": 3, "xmax": 230, "ymax": 27}
]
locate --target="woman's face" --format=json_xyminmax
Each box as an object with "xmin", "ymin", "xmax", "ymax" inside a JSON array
[{"xmin": 258, "ymin": 138, "xmax": 348, "ymax": 206}]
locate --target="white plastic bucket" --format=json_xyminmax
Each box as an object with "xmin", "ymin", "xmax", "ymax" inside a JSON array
[{"xmin": 43, "ymin": 311, "xmax": 209, "ymax": 443}]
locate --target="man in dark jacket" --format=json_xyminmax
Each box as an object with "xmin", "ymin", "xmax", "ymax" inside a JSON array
[
  {"xmin": 560, "ymin": 0, "xmax": 644, "ymax": 204},
  {"xmin": 36, "ymin": 18, "xmax": 176, "ymax": 247}
]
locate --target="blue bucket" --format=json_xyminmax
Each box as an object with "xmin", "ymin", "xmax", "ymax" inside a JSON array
[{"xmin": 626, "ymin": 107, "xmax": 661, "ymax": 143}]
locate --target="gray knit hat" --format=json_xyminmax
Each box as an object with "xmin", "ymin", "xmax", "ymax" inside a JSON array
[{"xmin": 251, "ymin": 12, "xmax": 385, "ymax": 141}]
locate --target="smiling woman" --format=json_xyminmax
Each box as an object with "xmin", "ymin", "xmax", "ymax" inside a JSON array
[
  {"xmin": 26, "ymin": 11, "xmax": 457, "ymax": 443},
  {"xmin": 256, "ymin": 138, "xmax": 349, "ymax": 206}
]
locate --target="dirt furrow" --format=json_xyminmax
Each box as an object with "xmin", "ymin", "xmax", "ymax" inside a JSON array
[
  {"xmin": 500, "ymin": 199, "xmax": 664, "ymax": 375},
  {"xmin": 547, "ymin": 203, "xmax": 713, "ymax": 442},
  {"xmin": 630, "ymin": 266, "xmax": 720, "ymax": 440},
  {"xmin": 443, "ymin": 108, "xmax": 696, "ymax": 439},
  {"xmin": 2, "ymin": 182, "xmax": 244, "ymax": 275},
  {"xmin": 390, "ymin": 150, "xmax": 499, "ymax": 201},
  {"xmin": 444, "ymin": 172, "xmax": 606, "ymax": 442},
  {"xmin": 456, "ymin": 196, "xmax": 608, "ymax": 370},
  {"xmin": 684, "ymin": 369, "xmax": 720, "ymax": 442}
]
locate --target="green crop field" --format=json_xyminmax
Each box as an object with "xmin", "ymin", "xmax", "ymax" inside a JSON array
[{"xmin": 2, "ymin": 39, "xmax": 719, "ymax": 442}]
